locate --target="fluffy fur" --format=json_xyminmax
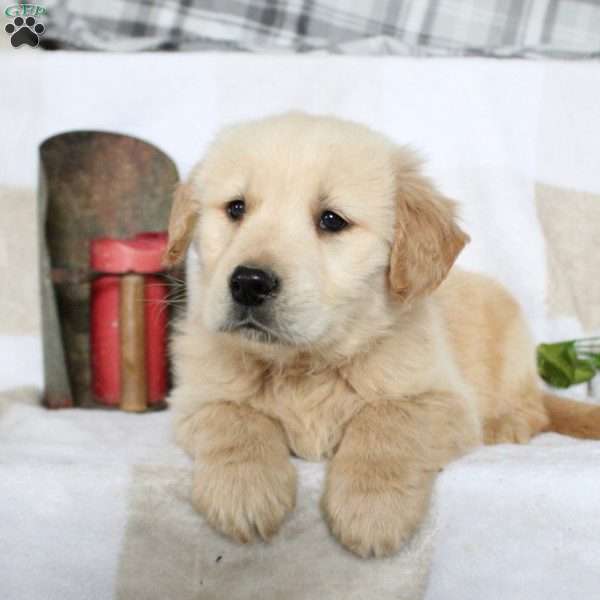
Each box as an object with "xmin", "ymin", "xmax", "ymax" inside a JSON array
[{"xmin": 165, "ymin": 112, "xmax": 600, "ymax": 558}]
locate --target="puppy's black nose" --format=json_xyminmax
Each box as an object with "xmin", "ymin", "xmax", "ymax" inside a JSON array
[{"xmin": 229, "ymin": 266, "xmax": 279, "ymax": 306}]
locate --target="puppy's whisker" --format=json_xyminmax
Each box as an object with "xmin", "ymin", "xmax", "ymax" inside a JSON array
[{"xmin": 143, "ymin": 294, "xmax": 188, "ymax": 319}]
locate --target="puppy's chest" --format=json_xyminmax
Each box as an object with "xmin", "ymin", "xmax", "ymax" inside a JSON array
[{"xmin": 250, "ymin": 370, "xmax": 364, "ymax": 461}]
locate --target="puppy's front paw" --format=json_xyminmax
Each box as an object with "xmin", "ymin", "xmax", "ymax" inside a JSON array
[
  {"xmin": 192, "ymin": 459, "xmax": 296, "ymax": 543},
  {"xmin": 322, "ymin": 462, "xmax": 430, "ymax": 558}
]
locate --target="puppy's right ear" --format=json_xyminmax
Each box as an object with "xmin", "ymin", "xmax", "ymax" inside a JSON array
[
  {"xmin": 163, "ymin": 183, "xmax": 199, "ymax": 267},
  {"xmin": 389, "ymin": 151, "xmax": 469, "ymax": 302}
]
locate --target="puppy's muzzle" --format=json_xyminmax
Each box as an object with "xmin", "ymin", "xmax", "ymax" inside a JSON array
[{"xmin": 229, "ymin": 265, "xmax": 280, "ymax": 307}]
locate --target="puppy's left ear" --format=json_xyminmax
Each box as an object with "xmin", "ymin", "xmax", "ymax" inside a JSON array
[
  {"xmin": 389, "ymin": 151, "xmax": 469, "ymax": 301},
  {"xmin": 163, "ymin": 182, "xmax": 199, "ymax": 267}
]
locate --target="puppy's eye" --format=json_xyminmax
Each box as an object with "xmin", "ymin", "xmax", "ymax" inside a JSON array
[
  {"xmin": 226, "ymin": 198, "xmax": 245, "ymax": 221},
  {"xmin": 319, "ymin": 210, "xmax": 348, "ymax": 233}
]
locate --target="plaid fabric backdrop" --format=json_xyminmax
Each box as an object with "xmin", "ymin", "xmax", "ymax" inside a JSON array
[{"xmin": 36, "ymin": 0, "xmax": 600, "ymax": 56}]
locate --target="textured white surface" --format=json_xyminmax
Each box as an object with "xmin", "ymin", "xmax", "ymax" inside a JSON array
[
  {"xmin": 427, "ymin": 438, "xmax": 600, "ymax": 599},
  {"xmin": 0, "ymin": 336, "xmax": 43, "ymax": 391},
  {"xmin": 1, "ymin": 388, "xmax": 599, "ymax": 600},
  {"xmin": 0, "ymin": 389, "xmax": 433, "ymax": 600}
]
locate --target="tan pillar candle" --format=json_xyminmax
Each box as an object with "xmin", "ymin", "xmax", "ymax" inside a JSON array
[{"xmin": 119, "ymin": 273, "xmax": 147, "ymax": 412}]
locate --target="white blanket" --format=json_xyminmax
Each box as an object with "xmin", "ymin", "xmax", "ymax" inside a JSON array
[{"xmin": 1, "ymin": 53, "xmax": 599, "ymax": 599}]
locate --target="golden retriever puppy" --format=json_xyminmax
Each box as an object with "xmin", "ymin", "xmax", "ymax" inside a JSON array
[{"xmin": 165, "ymin": 112, "xmax": 600, "ymax": 558}]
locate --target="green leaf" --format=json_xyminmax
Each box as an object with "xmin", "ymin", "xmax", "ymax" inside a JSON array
[
  {"xmin": 579, "ymin": 352, "xmax": 600, "ymax": 370},
  {"xmin": 537, "ymin": 341, "xmax": 596, "ymax": 388}
]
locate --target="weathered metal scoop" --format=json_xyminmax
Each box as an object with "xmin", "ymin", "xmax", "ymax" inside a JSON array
[{"xmin": 39, "ymin": 131, "xmax": 179, "ymax": 408}]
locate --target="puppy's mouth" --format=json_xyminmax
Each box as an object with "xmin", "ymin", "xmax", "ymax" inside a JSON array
[{"xmin": 223, "ymin": 311, "xmax": 281, "ymax": 344}]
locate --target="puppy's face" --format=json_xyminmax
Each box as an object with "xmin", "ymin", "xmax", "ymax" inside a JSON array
[{"xmin": 166, "ymin": 114, "xmax": 468, "ymax": 355}]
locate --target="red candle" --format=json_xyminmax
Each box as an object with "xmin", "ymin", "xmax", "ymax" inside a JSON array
[{"xmin": 90, "ymin": 232, "xmax": 169, "ymax": 410}]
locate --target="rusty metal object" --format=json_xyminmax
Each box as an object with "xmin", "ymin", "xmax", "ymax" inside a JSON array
[{"xmin": 38, "ymin": 131, "xmax": 179, "ymax": 408}]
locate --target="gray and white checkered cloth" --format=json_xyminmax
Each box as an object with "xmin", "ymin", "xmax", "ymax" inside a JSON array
[{"xmin": 41, "ymin": 0, "xmax": 600, "ymax": 57}]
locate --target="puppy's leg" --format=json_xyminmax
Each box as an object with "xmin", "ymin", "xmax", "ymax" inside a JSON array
[
  {"xmin": 176, "ymin": 401, "xmax": 296, "ymax": 543},
  {"xmin": 322, "ymin": 394, "xmax": 479, "ymax": 558},
  {"xmin": 483, "ymin": 402, "xmax": 549, "ymax": 444}
]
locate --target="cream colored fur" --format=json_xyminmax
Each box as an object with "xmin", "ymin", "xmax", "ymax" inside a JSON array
[{"xmin": 165, "ymin": 112, "xmax": 599, "ymax": 558}]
